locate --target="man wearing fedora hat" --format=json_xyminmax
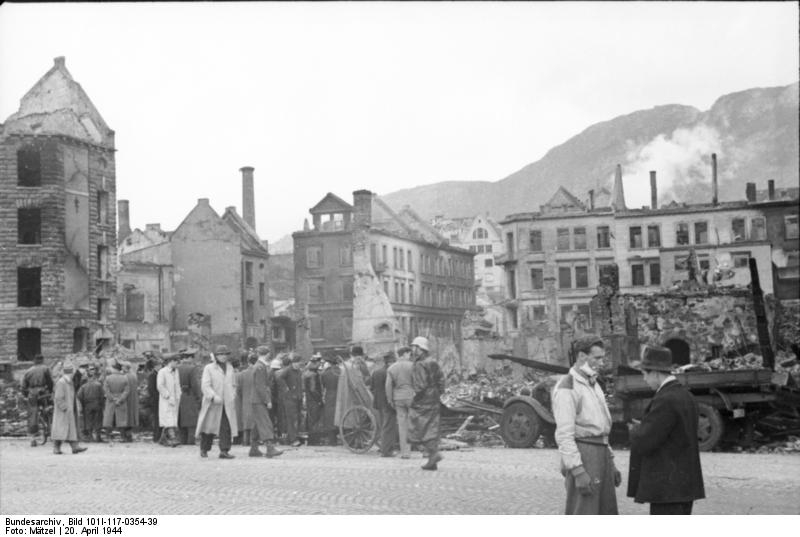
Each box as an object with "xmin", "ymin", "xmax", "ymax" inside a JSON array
[
  {"xmin": 627, "ymin": 345, "xmax": 705, "ymax": 515},
  {"xmin": 320, "ymin": 353, "xmax": 341, "ymax": 445},
  {"xmin": 302, "ymin": 353, "xmax": 324, "ymax": 445},
  {"xmin": 552, "ymin": 335, "xmax": 620, "ymax": 515},
  {"xmin": 51, "ymin": 362, "xmax": 88, "ymax": 455},
  {"xmin": 195, "ymin": 345, "xmax": 239, "ymax": 459}
]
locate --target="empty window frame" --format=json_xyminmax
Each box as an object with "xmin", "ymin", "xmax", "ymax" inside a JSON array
[
  {"xmin": 732, "ymin": 218, "xmax": 746, "ymax": 242},
  {"xmin": 631, "ymin": 264, "xmax": 645, "ymax": 286},
  {"xmin": 596, "ymin": 226, "xmax": 611, "ymax": 249},
  {"xmin": 17, "ymin": 146, "xmax": 41, "ymax": 186},
  {"xmin": 558, "ymin": 266, "xmax": 572, "ymax": 289},
  {"xmin": 575, "ymin": 266, "xmax": 589, "ymax": 288},
  {"xmin": 18, "ymin": 267, "xmax": 42, "ymax": 307},
  {"xmin": 573, "ymin": 227, "xmax": 587, "ymax": 250},
  {"xmin": 244, "ymin": 261, "xmax": 254, "ymax": 286},
  {"xmin": 650, "ymin": 262, "xmax": 661, "ymax": 286},
  {"xmin": 531, "ymin": 267, "xmax": 544, "ymax": 290},
  {"xmin": 556, "ymin": 228, "xmax": 570, "ymax": 250},
  {"xmin": 694, "ymin": 221, "xmax": 709, "ymax": 244},
  {"xmin": 18, "ymin": 208, "xmax": 41, "ymax": 244},
  {"xmin": 529, "ymin": 230, "xmax": 542, "ymax": 251},
  {"xmin": 676, "ymin": 223, "xmax": 690, "ymax": 246},
  {"xmin": 629, "ymin": 226, "xmax": 643, "ymax": 248},
  {"xmin": 750, "ymin": 217, "xmax": 766, "ymax": 241},
  {"xmin": 785, "ymin": 215, "xmax": 799, "ymax": 240},
  {"xmin": 647, "ymin": 225, "xmax": 661, "ymax": 248}
]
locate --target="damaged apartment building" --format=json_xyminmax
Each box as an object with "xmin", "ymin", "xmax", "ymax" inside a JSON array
[
  {"xmin": 0, "ymin": 57, "xmax": 118, "ymax": 361},
  {"xmin": 498, "ymin": 155, "xmax": 799, "ymax": 366},
  {"xmin": 293, "ymin": 190, "xmax": 476, "ymax": 358},
  {"xmin": 116, "ymin": 167, "xmax": 272, "ymax": 354}
]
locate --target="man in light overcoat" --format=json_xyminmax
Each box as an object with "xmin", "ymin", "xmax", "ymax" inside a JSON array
[
  {"xmin": 52, "ymin": 362, "xmax": 88, "ymax": 455},
  {"xmin": 156, "ymin": 354, "xmax": 182, "ymax": 447},
  {"xmin": 195, "ymin": 345, "xmax": 238, "ymax": 459}
]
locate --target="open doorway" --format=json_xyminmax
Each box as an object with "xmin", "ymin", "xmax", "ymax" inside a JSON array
[{"xmin": 663, "ymin": 338, "xmax": 691, "ymax": 366}]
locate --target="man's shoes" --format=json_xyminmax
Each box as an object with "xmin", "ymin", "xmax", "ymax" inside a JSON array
[
  {"xmin": 72, "ymin": 447, "xmax": 87, "ymax": 454},
  {"xmin": 219, "ymin": 452, "xmax": 235, "ymax": 460},
  {"xmin": 380, "ymin": 452, "xmax": 395, "ymax": 458},
  {"xmin": 30, "ymin": 439, "xmax": 37, "ymax": 447},
  {"xmin": 291, "ymin": 439, "xmax": 302, "ymax": 447},
  {"xmin": 430, "ymin": 452, "xmax": 443, "ymax": 465},
  {"xmin": 421, "ymin": 452, "xmax": 442, "ymax": 470},
  {"xmin": 421, "ymin": 462, "xmax": 438, "ymax": 471},
  {"xmin": 249, "ymin": 449, "xmax": 264, "ymax": 458},
  {"xmin": 53, "ymin": 448, "xmax": 63, "ymax": 455},
  {"xmin": 200, "ymin": 450, "xmax": 208, "ymax": 458},
  {"xmin": 400, "ymin": 454, "xmax": 411, "ymax": 459},
  {"xmin": 265, "ymin": 444, "xmax": 284, "ymax": 458}
]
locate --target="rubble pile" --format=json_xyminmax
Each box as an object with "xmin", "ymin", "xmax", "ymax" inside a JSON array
[
  {"xmin": 747, "ymin": 436, "xmax": 800, "ymax": 454},
  {"xmin": 441, "ymin": 369, "xmax": 551, "ymax": 408},
  {"xmin": 445, "ymin": 414, "xmax": 505, "ymax": 448},
  {"xmin": 0, "ymin": 380, "xmax": 27, "ymax": 436},
  {"xmin": 673, "ymin": 352, "xmax": 800, "ymax": 385}
]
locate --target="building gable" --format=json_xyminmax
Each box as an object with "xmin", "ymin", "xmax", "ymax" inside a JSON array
[
  {"xmin": 310, "ymin": 193, "xmax": 353, "ymax": 215},
  {"xmin": 542, "ymin": 186, "xmax": 586, "ymax": 214},
  {"xmin": 171, "ymin": 200, "xmax": 236, "ymax": 243}
]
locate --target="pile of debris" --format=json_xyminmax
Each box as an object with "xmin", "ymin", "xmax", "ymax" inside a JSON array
[
  {"xmin": 0, "ymin": 380, "xmax": 27, "ymax": 436},
  {"xmin": 738, "ymin": 436, "xmax": 800, "ymax": 454},
  {"xmin": 444, "ymin": 414, "xmax": 505, "ymax": 448},
  {"xmin": 674, "ymin": 351, "xmax": 800, "ymax": 385}
]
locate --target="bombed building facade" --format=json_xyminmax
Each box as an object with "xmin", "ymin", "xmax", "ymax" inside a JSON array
[
  {"xmin": 293, "ymin": 190, "xmax": 476, "ymax": 357},
  {"xmin": 0, "ymin": 57, "xmax": 118, "ymax": 361}
]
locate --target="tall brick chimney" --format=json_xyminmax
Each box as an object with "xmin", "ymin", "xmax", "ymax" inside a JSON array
[
  {"xmin": 118, "ymin": 200, "xmax": 131, "ymax": 242},
  {"xmin": 711, "ymin": 153, "xmax": 718, "ymax": 206},
  {"xmin": 353, "ymin": 190, "xmax": 373, "ymax": 229},
  {"xmin": 588, "ymin": 189, "xmax": 595, "ymax": 211},
  {"xmin": 768, "ymin": 179, "xmax": 775, "ymax": 200},
  {"xmin": 649, "ymin": 171, "xmax": 657, "ymax": 210},
  {"xmin": 240, "ymin": 166, "xmax": 255, "ymax": 229},
  {"xmin": 612, "ymin": 164, "xmax": 626, "ymax": 211},
  {"xmin": 745, "ymin": 183, "xmax": 756, "ymax": 203}
]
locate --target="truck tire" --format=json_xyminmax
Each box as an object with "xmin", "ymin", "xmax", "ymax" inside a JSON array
[
  {"xmin": 501, "ymin": 402, "xmax": 541, "ymax": 448},
  {"xmin": 697, "ymin": 402, "xmax": 724, "ymax": 452}
]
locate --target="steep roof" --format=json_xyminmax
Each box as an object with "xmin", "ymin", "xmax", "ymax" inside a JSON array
[
  {"xmin": 542, "ymin": 186, "xmax": 587, "ymax": 214},
  {"xmin": 3, "ymin": 57, "xmax": 114, "ymax": 148},
  {"xmin": 222, "ymin": 207, "xmax": 269, "ymax": 257},
  {"xmin": 310, "ymin": 193, "xmax": 353, "ymax": 214}
]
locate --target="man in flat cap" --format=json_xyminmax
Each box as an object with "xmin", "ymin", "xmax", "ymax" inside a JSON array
[
  {"xmin": 552, "ymin": 336, "xmax": 620, "ymax": 515},
  {"xmin": 371, "ymin": 351, "xmax": 398, "ymax": 457},
  {"xmin": 196, "ymin": 345, "xmax": 238, "ymax": 459},
  {"xmin": 52, "ymin": 362, "xmax": 87, "ymax": 455},
  {"xmin": 386, "ymin": 346, "xmax": 414, "ymax": 459},
  {"xmin": 302, "ymin": 353, "xmax": 324, "ymax": 445},
  {"xmin": 249, "ymin": 346, "xmax": 283, "ymax": 458},
  {"xmin": 628, "ymin": 345, "xmax": 705, "ymax": 515},
  {"xmin": 176, "ymin": 349, "xmax": 202, "ymax": 445}
]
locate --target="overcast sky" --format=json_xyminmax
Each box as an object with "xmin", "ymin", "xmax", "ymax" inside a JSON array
[{"xmin": 1, "ymin": 2, "xmax": 797, "ymax": 244}]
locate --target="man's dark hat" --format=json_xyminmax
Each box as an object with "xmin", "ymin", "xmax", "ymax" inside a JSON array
[
  {"xmin": 396, "ymin": 346, "xmax": 410, "ymax": 355},
  {"xmin": 165, "ymin": 353, "xmax": 181, "ymax": 362},
  {"xmin": 350, "ymin": 345, "xmax": 364, "ymax": 356},
  {"xmin": 383, "ymin": 352, "xmax": 396, "ymax": 363},
  {"xmin": 256, "ymin": 345, "xmax": 270, "ymax": 356},
  {"xmin": 323, "ymin": 354, "xmax": 339, "ymax": 364},
  {"xmin": 214, "ymin": 345, "xmax": 231, "ymax": 355},
  {"xmin": 634, "ymin": 345, "xmax": 674, "ymax": 373}
]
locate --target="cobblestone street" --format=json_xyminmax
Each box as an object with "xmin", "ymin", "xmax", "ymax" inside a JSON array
[{"xmin": 1, "ymin": 438, "xmax": 798, "ymax": 515}]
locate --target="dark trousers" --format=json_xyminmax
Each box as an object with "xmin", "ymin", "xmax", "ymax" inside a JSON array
[
  {"xmin": 377, "ymin": 407, "xmax": 398, "ymax": 456},
  {"xmin": 179, "ymin": 427, "xmax": 196, "ymax": 445},
  {"xmin": 564, "ymin": 442, "xmax": 618, "ymax": 515},
  {"xmin": 200, "ymin": 408, "xmax": 232, "ymax": 453},
  {"xmin": 281, "ymin": 400, "xmax": 299, "ymax": 442},
  {"xmin": 650, "ymin": 502, "xmax": 693, "ymax": 515}
]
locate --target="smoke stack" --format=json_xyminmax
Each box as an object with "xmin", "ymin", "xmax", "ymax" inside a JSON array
[
  {"xmin": 745, "ymin": 182, "xmax": 756, "ymax": 203},
  {"xmin": 768, "ymin": 180, "xmax": 775, "ymax": 200},
  {"xmin": 588, "ymin": 189, "xmax": 595, "ymax": 211},
  {"xmin": 649, "ymin": 171, "xmax": 657, "ymax": 210},
  {"xmin": 612, "ymin": 164, "xmax": 626, "ymax": 211},
  {"xmin": 118, "ymin": 200, "xmax": 131, "ymax": 242},
  {"xmin": 240, "ymin": 166, "xmax": 255, "ymax": 229},
  {"xmin": 711, "ymin": 153, "xmax": 718, "ymax": 206}
]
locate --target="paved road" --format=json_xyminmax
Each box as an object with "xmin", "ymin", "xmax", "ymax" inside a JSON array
[{"xmin": 1, "ymin": 438, "xmax": 798, "ymax": 514}]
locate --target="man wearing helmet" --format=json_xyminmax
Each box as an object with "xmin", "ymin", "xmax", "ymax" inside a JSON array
[{"xmin": 407, "ymin": 337, "xmax": 445, "ymax": 471}]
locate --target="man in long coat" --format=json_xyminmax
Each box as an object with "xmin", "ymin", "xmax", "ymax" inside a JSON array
[
  {"xmin": 122, "ymin": 361, "xmax": 139, "ymax": 441},
  {"xmin": 371, "ymin": 352, "xmax": 398, "ymax": 457},
  {"xmin": 76, "ymin": 365, "xmax": 105, "ymax": 442},
  {"xmin": 320, "ymin": 354, "xmax": 341, "ymax": 445},
  {"xmin": 156, "ymin": 354, "xmax": 182, "ymax": 447},
  {"xmin": 386, "ymin": 346, "xmax": 414, "ymax": 459},
  {"xmin": 177, "ymin": 350, "xmax": 202, "ymax": 445},
  {"xmin": 239, "ymin": 353, "xmax": 258, "ymax": 447},
  {"xmin": 21, "ymin": 353, "xmax": 53, "ymax": 447},
  {"xmin": 195, "ymin": 345, "xmax": 238, "ymax": 459},
  {"xmin": 628, "ymin": 345, "xmax": 705, "ymax": 515},
  {"xmin": 276, "ymin": 355, "xmax": 303, "ymax": 446},
  {"xmin": 143, "ymin": 356, "xmax": 160, "ymax": 443},
  {"xmin": 408, "ymin": 337, "xmax": 445, "ymax": 471},
  {"xmin": 103, "ymin": 363, "xmax": 130, "ymax": 441},
  {"xmin": 269, "ymin": 355, "xmax": 283, "ymax": 437},
  {"xmin": 249, "ymin": 346, "xmax": 283, "ymax": 458},
  {"xmin": 302, "ymin": 354, "xmax": 324, "ymax": 445},
  {"xmin": 51, "ymin": 362, "xmax": 87, "ymax": 455}
]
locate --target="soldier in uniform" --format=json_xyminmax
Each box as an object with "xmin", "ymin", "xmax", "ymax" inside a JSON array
[
  {"xmin": 302, "ymin": 353, "xmax": 324, "ymax": 445},
  {"xmin": 21, "ymin": 354, "xmax": 54, "ymax": 447},
  {"xmin": 177, "ymin": 349, "xmax": 202, "ymax": 445},
  {"xmin": 408, "ymin": 337, "xmax": 445, "ymax": 471},
  {"xmin": 276, "ymin": 354, "xmax": 303, "ymax": 446},
  {"xmin": 102, "ymin": 362, "xmax": 131, "ymax": 442},
  {"xmin": 76, "ymin": 365, "xmax": 105, "ymax": 442},
  {"xmin": 320, "ymin": 354, "xmax": 341, "ymax": 446}
]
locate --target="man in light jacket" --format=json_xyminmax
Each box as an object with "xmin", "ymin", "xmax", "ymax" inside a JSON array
[
  {"xmin": 51, "ymin": 362, "xmax": 88, "ymax": 455},
  {"xmin": 386, "ymin": 346, "xmax": 414, "ymax": 459},
  {"xmin": 156, "ymin": 354, "xmax": 181, "ymax": 447},
  {"xmin": 195, "ymin": 345, "xmax": 238, "ymax": 459}
]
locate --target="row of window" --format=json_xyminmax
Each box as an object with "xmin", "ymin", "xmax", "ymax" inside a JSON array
[
  {"xmin": 305, "ymin": 245, "xmax": 352, "ymax": 269},
  {"xmin": 16, "ymin": 327, "xmax": 95, "ymax": 360},
  {"xmin": 507, "ymin": 304, "xmax": 593, "ymax": 330},
  {"xmin": 468, "ymin": 244, "xmax": 494, "ymax": 254}
]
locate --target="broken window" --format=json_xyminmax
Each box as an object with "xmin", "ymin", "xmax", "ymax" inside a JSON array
[
  {"xmin": 731, "ymin": 252, "xmax": 750, "ymax": 268},
  {"xmin": 97, "ymin": 191, "xmax": 109, "ymax": 224},
  {"xmin": 676, "ymin": 223, "xmax": 690, "ymax": 245},
  {"xmin": 556, "ymin": 228, "xmax": 570, "ymax": 250},
  {"xmin": 750, "ymin": 217, "xmax": 766, "ymax": 241},
  {"xmin": 573, "ymin": 227, "xmax": 587, "ymax": 250},
  {"xmin": 73, "ymin": 327, "xmax": 89, "ymax": 352},
  {"xmin": 245, "ymin": 300, "xmax": 255, "ymax": 323},
  {"xmin": 97, "ymin": 298, "xmax": 110, "ymax": 322},
  {"xmin": 650, "ymin": 263, "xmax": 661, "ymax": 286},
  {"xmin": 785, "ymin": 215, "xmax": 799, "ymax": 240},
  {"xmin": 342, "ymin": 280, "xmax": 354, "ymax": 301},
  {"xmin": 529, "ymin": 230, "xmax": 542, "ymax": 251},
  {"xmin": 530, "ymin": 268, "xmax": 544, "ymax": 290},
  {"xmin": 17, "ymin": 328, "xmax": 41, "ymax": 361},
  {"xmin": 575, "ymin": 266, "xmax": 588, "ymax": 288},
  {"xmin": 732, "ymin": 218, "xmax": 746, "ymax": 242},
  {"xmin": 18, "ymin": 208, "xmax": 41, "ymax": 244},
  {"xmin": 306, "ymin": 247, "xmax": 322, "ymax": 268},
  {"xmin": 17, "ymin": 146, "xmax": 41, "ymax": 186},
  {"xmin": 558, "ymin": 266, "xmax": 572, "ymax": 289},
  {"xmin": 629, "ymin": 226, "xmax": 642, "ymax": 248},
  {"xmin": 259, "ymin": 283, "xmax": 266, "ymax": 306},
  {"xmin": 310, "ymin": 317, "xmax": 324, "ymax": 339},
  {"xmin": 699, "ymin": 258, "xmax": 711, "ymax": 271},
  {"xmin": 124, "ymin": 292, "xmax": 145, "ymax": 322},
  {"xmin": 647, "ymin": 225, "xmax": 661, "ymax": 248},
  {"xmin": 18, "ymin": 267, "xmax": 41, "ymax": 307},
  {"xmin": 308, "ymin": 280, "xmax": 325, "ymax": 303},
  {"xmin": 694, "ymin": 221, "xmax": 708, "ymax": 244},
  {"xmin": 596, "ymin": 226, "xmax": 610, "ymax": 249},
  {"xmin": 631, "ymin": 264, "xmax": 645, "ymax": 286},
  {"xmin": 245, "ymin": 261, "xmax": 253, "ymax": 286},
  {"xmin": 97, "ymin": 245, "xmax": 109, "ymax": 279}
]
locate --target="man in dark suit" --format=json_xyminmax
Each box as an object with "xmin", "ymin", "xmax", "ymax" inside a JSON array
[
  {"xmin": 370, "ymin": 351, "xmax": 398, "ymax": 457},
  {"xmin": 177, "ymin": 350, "xmax": 202, "ymax": 445},
  {"xmin": 628, "ymin": 345, "xmax": 705, "ymax": 515},
  {"xmin": 249, "ymin": 346, "xmax": 283, "ymax": 458}
]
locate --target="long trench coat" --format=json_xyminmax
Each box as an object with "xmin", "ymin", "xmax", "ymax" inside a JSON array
[
  {"xmin": 240, "ymin": 365, "xmax": 256, "ymax": 430},
  {"xmin": 177, "ymin": 363, "xmax": 202, "ymax": 429},
  {"xmin": 157, "ymin": 366, "xmax": 182, "ymax": 428},
  {"xmin": 52, "ymin": 376, "xmax": 78, "ymax": 442},
  {"xmin": 321, "ymin": 365, "xmax": 340, "ymax": 432},
  {"xmin": 195, "ymin": 361, "xmax": 239, "ymax": 437},
  {"xmin": 334, "ymin": 361, "xmax": 373, "ymax": 427},
  {"xmin": 103, "ymin": 372, "xmax": 130, "ymax": 428},
  {"xmin": 408, "ymin": 355, "xmax": 445, "ymax": 444},
  {"xmin": 126, "ymin": 371, "xmax": 140, "ymax": 428}
]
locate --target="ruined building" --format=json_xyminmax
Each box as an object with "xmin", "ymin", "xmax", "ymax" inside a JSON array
[
  {"xmin": 116, "ymin": 167, "xmax": 272, "ymax": 353},
  {"xmin": 498, "ymin": 157, "xmax": 798, "ymax": 365},
  {"xmin": 293, "ymin": 190, "xmax": 475, "ymax": 357},
  {"xmin": 0, "ymin": 57, "xmax": 117, "ymax": 360}
]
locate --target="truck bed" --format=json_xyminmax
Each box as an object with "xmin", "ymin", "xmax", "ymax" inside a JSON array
[{"xmin": 614, "ymin": 368, "xmax": 774, "ymax": 394}]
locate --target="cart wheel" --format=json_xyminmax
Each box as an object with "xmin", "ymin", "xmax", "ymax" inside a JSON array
[
  {"xmin": 697, "ymin": 402, "xmax": 724, "ymax": 452},
  {"xmin": 501, "ymin": 402, "xmax": 541, "ymax": 448},
  {"xmin": 340, "ymin": 405, "xmax": 377, "ymax": 454}
]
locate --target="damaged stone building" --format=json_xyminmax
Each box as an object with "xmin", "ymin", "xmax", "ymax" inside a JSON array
[
  {"xmin": 498, "ymin": 157, "xmax": 798, "ymax": 367},
  {"xmin": 293, "ymin": 190, "xmax": 475, "ymax": 357},
  {"xmin": 116, "ymin": 167, "xmax": 272, "ymax": 353},
  {"xmin": 0, "ymin": 57, "xmax": 118, "ymax": 361}
]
